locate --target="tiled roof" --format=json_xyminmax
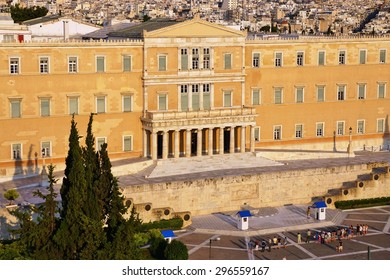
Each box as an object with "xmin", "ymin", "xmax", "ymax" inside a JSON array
[
  {"xmin": 82, "ymin": 22, "xmax": 139, "ymax": 40},
  {"xmin": 23, "ymin": 14, "xmax": 62, "ymax": 26}
]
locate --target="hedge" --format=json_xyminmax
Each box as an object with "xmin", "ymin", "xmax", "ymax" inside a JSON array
[
  {"xmin": 334, "ymin": 197, "xmax": 390, "ymax": 209},
  {"xmin": 141, "ymin": 218, "xmax": 183, "ymax": 231}
]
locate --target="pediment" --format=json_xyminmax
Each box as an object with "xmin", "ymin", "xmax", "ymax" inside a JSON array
[{"xmin": 144, "ymin": 17, "xmax": 245, "ymax": 38}]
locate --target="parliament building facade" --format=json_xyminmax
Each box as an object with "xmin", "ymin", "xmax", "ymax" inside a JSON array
[{"xmin": 1, "ymin": 16, "xmax": 389, "ymax": 177}]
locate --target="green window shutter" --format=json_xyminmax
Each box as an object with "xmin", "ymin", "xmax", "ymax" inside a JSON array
[
  {"xmin": 378, "ymin": 84, "xmax": 385, "ymax": 98},
  {"xmin": 358, "ymin": 85, "xmax": 365, "ymax": 99},
  {"xmin": 41, "ymin": 99, "xmax": 50, "ymax": 116},
  {"xmin": 380, "ymin": 49, "xmax": 386, "ymax": 63},
  {"xmin": 359, "ymin": 50, "xmax": 366, "ymax": 64},
  {"xmin": 318, "ymin": 51, "xmax": 325, "ymax": 65},
  {"xmin": 97, "ymin": 56, "xmax": 105, "ymax": 72},
  {"xmin": 123, "ymin": 56, "xmax": 131, "ymax": 71},
  {"xmin": 69, "ymin": 97, "xmax": 78, "ymax": 115},
  {"xmin": 159, "ymin": 95, "xmax": 167, "ymax": 110},
  {"xmin": 317, "ymin": 86, "xmax": 325, "ymax": 102},
  {"xmin": 252, "ymin": 89, "xmax": 260, "ymax": 105},
  {"xmin": 123, "ymin": 96, "xmax": 132, "ymax": 112},
  {"xmin": 274, "ymin": 88, "xmax": 282, "ymax": 104},
  {"xmin": 158, "ymin": 55, "xmax": 167, "ymax": 71},
  {"xmin": 203, "ymin": 92, "xmax": 210, "ymax": 110},
  {"xmin": 224, "ymin": 91, "xmax": 232, "ymax": 107},
  {"xmin": 296, "ymin": 88, "xmax": 303, "ymax": 103},
  {"xmin": 224, "ymin": 53, "xmax": 232, "ymax": 69},
  {"xmin": 181, "ymin": 93, "xmax": 188, "ymax": 111},
  {"xmin": 97, "ymin": 97, "xmax": 105, "ymax": 113},
  {"xmin": 11, "ymin": 100, "xmax": 21, "ymax": 118},
  {"xmin": 123, "ymin": 136, "xmax": 132, "ymax": 151}
]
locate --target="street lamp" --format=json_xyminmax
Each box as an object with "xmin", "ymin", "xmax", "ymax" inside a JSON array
[{"xmin": 209, "ymin": 237, "xmax": 220, "ymax": 259}]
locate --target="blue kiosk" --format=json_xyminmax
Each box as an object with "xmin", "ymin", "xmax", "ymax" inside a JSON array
[
  {"xmin": 237, "ymin": 210, "xmax": 252, "ymax": 230},
  {"xmin": 312, "ymin": 201, "xmax": 327, "ymax": 220},
  {"xmin": 161, "ymin": 230, "xmax": 176, "ymax": 243}
]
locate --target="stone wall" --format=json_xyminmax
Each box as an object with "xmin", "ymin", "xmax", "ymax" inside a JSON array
[{"xmin": 123, "ymin": 162, "xmax": 390, "ymax": 223}]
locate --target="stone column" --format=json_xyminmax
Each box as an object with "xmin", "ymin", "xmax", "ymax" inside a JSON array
[
  {"xmin": 208, "ymin": 128, "xmax": 213, "ymax": 156},
  {"xmin": 241, "ymin": 126, "xmax": 246, "ymax": 153},
  {"xmin": 250, "ymin": 126, "xmax": 255, "ymax": 153},
  {"xmin": 152, "ymin": 131, "xmax": 157, "ymax": 160},
  {"xmin": 162, "ymin": 131, "xmax": 168, "ymax": 160},
  {"xmin": 219, "ymin": 127, "xmax": 224, "ymax": 155},
  {"xmin": 230, "ymin": 127, "xmax": 235, "ymax": 153},
  {"xmin": 143, "ymin": 129, "xmax": 148, "ymax": 157},
  {"xmin": 197, "ymin": 129, "xmax": 202, "ymax": 156},
  {"xmin": 174, "ymin": 130, "xmax": 180, "ymax": 158},
  {"xmin": 186, "ymin": 129, "xmax": 191, "ymax": 157}
]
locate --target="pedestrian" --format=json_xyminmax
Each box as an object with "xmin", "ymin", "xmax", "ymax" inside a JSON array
[
  {"xmin": 320, "ymin": 231, "xmax": 325, "ymax": 244},
  {"xmin": 268, "ymin": 238, "xmax": 272, "ymax": 252},
  {"xmin": 306, "ymin": 229, "xmax": 311, "ymax": 243},
  {"xmin": 273, "ymin": 236, "xmax": 278, "ymax": 246},
  {"xmin": 283, "ymin": 236, "xmax": 288, "ymax": 248},
  {"xmin": 297, "ymin": 232, "xmax": 302, "ymax": 244},
  {"xmin": 307, "ymin": 207, "xmax": 311, "ymax": 219},
  {"xmin": 277, "ymin": 237, "xmax": 281, "ymax": 249},
  {"xmin": 359, "ymin": 224, "xmax": 363, "ymax": 235},
  {"xmin": 336, "ymin": 240, "xmax": 343, "ymax": 252},
  {"xmin": 261, "ymin": 240, "xmax": 266, "ymax": 252}
]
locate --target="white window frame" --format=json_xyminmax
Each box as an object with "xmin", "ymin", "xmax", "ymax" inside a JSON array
[
  {"xmin": 9, "ymin": 57, "xmax": 20, "ymax": 74},
  {"xmin": 357, "ymin": 84, "xmax": 366, "ymax": 100},
  {"xmin": 337, "ymin": 85, "xmax": 346, "ymax": 101},
  {"xmin": 378, "ymin": 83, "xmax": 386, "ymax": 99},
  {"xmin": 41, "ymin": 141, "xmax": 51, "ymax": 157},
  {"xmin": 122, "ymin": 95, "xmax": 133, "ymax": 112},
  {"xmin": 158, "ymin": 93, "xmax": 168, "ymax": 111},
  {"xmin": 158, "ymin": 54, "xmax": 167, "ymax": 71},
  {"xmin": 339, "ymin": 50, "xmax": 346, "ymax": 65},
  {"xmin": 223, "ymin": 90, "xmax": 232, "ymax": 107},
  {"xmin": 96, "ymin": 137, "xmax": 106, "ymax": 151},
  {"xmin": 68, "ymin": 56, "xmax": 78, "ymax": 73},
  {"xmin": 252, "ymin": 88, "xmax": 261, "ymax": 105},
  {"xmin": 39, "ymin": 56, "xmax": 50, "ymax": 74},
  {"xmin": 11, "ymin": 143, "xmax": 22, "ymax": 160},
  {"xmin": 123, "ymin": 55, "xmax": 132, "ymax": 72},
  {"xmin": 377, "ymin": 118, "xmax": 385, "ymax": 133},
  {"xmin": 316, "ymin": 122, "xmax": 324, "ymax": 137},
  {"xmin": 379, "ymin": 49, "xmax": 386, "ymax": 64},
  {"xmin": 192, "ymin": 48, "xmax": 199, "ymax": 70},
  {"xmin": 96, "ymin": 96, "xmax": 106, "ymax": 114},
  {"xmin": 359, "ymin": 49, "xmax": 367, "ymax": 64},
  {"xmin": 273, "ymin": 125, "xmax": 282, "ymax": 140},
  {"xmin": 254, "ymin": 127, "xmax": 260, "ymax": 142},
  {"xmin": 336, "ymin": 121, "xmax": 345, "ymax": 136},
  {"xmin": 40, "ymin": 98, "xmax": 51, "ymax": 117},
  {"xmin": 180, "ymin": 48, "xmax": 188, "ymax": 71},
  {"xmin": 10, "ymin": 98, "xmax": 21, "ymax": 118},
  {"xmin": 275, "ymin": 52, "xmax": 283, "ymax": 67},
  {"xmin": 96, "ymin": 55, "xmax": 106, "ymax": 73},
  {"xmin": 68, "ymin": 96, "xmax": 79, "ymax": 115},
  {"xmin": 123, "ymin": 135, "xmax": 133, "ymax": 152},
  {"xmin": 224, "ymin": 53, "xmax": 232, "ymax": 69},
  {"xmin": 274, "ymin": 87, "xmax": 283, "ymax": 104},
  {"xmin": 295, "ymin": 124, "xmax": 303, "ymax": 139},
  {"xmin": 203, "ymin": 48, "xmax": 210, "ymax": 70},
  {"xmin": 296, "ymin": 51, "xmax": 304, "ymax": 66},
  {"xmin": 318, "ymin": 50, "xmax": 326, "ymax": 66},
  {"xmin": 295, "ymin": 87, "xmax": 304, "ymax": 103},
  {"xmin": 316, "ymin": 85, "xmax": 325, "ymax": 102},
  {"xmin": 357, "ymin": 120, "xmax": 365, "ymax": 134},
  {"xmin": 252, "ymin": 52, "xmax": 260, "ymax": 68}
]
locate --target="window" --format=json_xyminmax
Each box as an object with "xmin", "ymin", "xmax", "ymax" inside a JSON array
[
  {"xmin": 158, "ymin": 55, "xmax": 167, "ymax": 71},
  {"xmin": 12, "ymin": 143, "xmax": 22, "ymax": 160},
  {"xmin": 192, "ymin": 48, "xmax": 199, "ymax": 70},
  {"xmin": 68, "ymin": 56, "xmax": 77, "ymax": 73},
  {"xmin": 40, "ymin": 98, "xmax": 50, "ymax": 116},
  {"xmin": 254, "ymin": 127, "xmax": 260, "ymax": 142},
  {"xmin": 180, "ymin": 49, "xmax": 188, "ymax": 70},
  {"xmin": 10, "ymin": 99, "xmax": 21, "ymax": 118},
  {"xmin": 123, "ymin": 95, "xmax": 132, "ymax": 112},
  {"xmin": 318, "ymin": 51, "xmax": 325, "ymax": 66},
  {"xmin": 158, "ymin": 94, "xmax": 167, "ymax": 111},
  {"xmin": 96, "ymin": 137, "xmax": 106, "ymax": 151},
  {"xmin": 275, "ymin": 52, "xmax": 282, "ymax": 67},
  {"xmin": 296, "ymin": 52, "xmax": 304, "ymax": 66},
  {"xmin": 68, "ymin": 97, "xmax": 79, "ymax": 115},
  {"xmin": 357, "ymin": 120, "xmax": 365, "ymax": 134},
  {"xmin": 123, "ymin": 136, "xmax": 133, "ymax": 152},
  {"xmin": 96, "ymin": 56, "xmax": 105, "ymax": 72},
  {"xmin": 316, "ymin": 123, "xmax": 324, "ymax": 137},
  {"xmin": 379, "ymin": 49, "xmax": 386, "ymax": 63},
  {"xmin": 10, "ymin": 57, "xmax": 19, "ymax": 74},
  {"xmin": 3, "ymin": 34, "xmax": 14, "ymax": 42},
  {"xmin": 39, "ymin": 57, "xmax": 49, "ymax": 74},
  {"xmin": 358, "ymin": 84, "xmax": 366, "ymax": 100},
  {"xmin": 359, "ymin": 50, "xmax": 366, "ymax": 64},
  {"xmin": 203, "ymin": 84, "xmax": 211, "ymax": 110},
  {"xmin": 123, "ymin": 55, "xmax": 131, "ymax": 72},
  {"xmin": 337, "ymin": 121, "xmax": 345, "ymax": 135},
  {"xmin": 378, "ymin": 83, "xmax": 386, "ymax": 99},
  {"xmin": 192, "ymin": 84, "xmax": 200, "ymax": 110},
  {"xmin": 203, "ymin": 48, "xmax": 210, "ymax": 69},
  {"xmin": 252, "ymin": 52, "xmax": 260, "ymax": 68},
  {"xmin": 96, "ymin": 96, "xmax": 106, "ymax": 113},
  {"xmin": 252, "ymin": 89, "xmax": 260, "ymax": 105},
  {"xmin": 273, "ymin": 125, "xmax": 282, "ymax": 140},
  {"xmin": 223, "ymin": 91, "xmax": 232, "ymax": 107},
  {"xmin": 317, "ymin": 86, "xmax": 325, "ymax": 102},
  {"xmin": 274, "ymin": 87, "xmax": 283, "ymax": 104},
  {"xmin": 295, "ymin": 124, "xmax": 303, "ymax": 138},
  {"xmin": 339, "ymin": 50, "xmax": 346, "ymax": 65},
  {"xmin": 41, "ymin": 141, "xmax": 51, "ymax": 157},
  {"xmin": 180, "ymin": 85, "xmax": 188, "ymax": 111},
  {"xmin": 296, "ymin": 87, "xmax": 304, "ymax": 103},
  {"xmin": 377, "ymin": 119, "xmax": 384, "ymax": 133},
  {"xmin": 224, "ymin": 53, "xmax": 232, "ymax": 69},
  {"xmin": 337, "ymin": 85, "xmax": 346, "ymax": 101}
]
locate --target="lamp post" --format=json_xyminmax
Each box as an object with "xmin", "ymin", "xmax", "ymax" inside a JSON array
[
  {"xmin": 209, "ymin": 237, "xmax": 220, "ymax": 259},
  {"xmin": 347, "ymin": 127, "xmax": 353, "ymax": 157}
]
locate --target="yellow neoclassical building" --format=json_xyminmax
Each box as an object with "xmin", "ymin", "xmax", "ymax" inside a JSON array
[{"xmin": 0, "ymin": 16, "xmax": 389, "ymax": 177}]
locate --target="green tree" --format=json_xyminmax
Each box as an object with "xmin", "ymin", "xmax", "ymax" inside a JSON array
[
  {"xmin": 3, "ymin": 189, "xmax": 19, "ymax": 205},
  {"xmin": 164, "ymin": 240, "xmax": 188, "ymax": 260},
  {"xmin": 10, "ymin": 4, "xmax": 48, "ymax": 23},
  {"xmin": 260, "ymin": 25, "xmax": 270, "ymax": 32}
]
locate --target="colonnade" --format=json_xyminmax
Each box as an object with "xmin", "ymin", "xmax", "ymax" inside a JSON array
[{"xmin": 144, "ymin": 125, "xmax": 255, "ymax": 160}]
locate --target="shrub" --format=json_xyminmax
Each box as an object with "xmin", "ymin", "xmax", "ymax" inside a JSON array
[
  {"xmin": 148, "ymin": 237, "xmax": 168, "ymax": 260},
  {"xmin": 334, "ymin": 197, "xmax": 390, "ymax": 209},
  {"xmin": 164, "ymin": 240, "xmax": 188, "ymax": 260},
  {"xmin": 141, "ymin": 218, "xmax": 183, "ymax": 231},
  {"xmin": 3, "ymin": 189, "xmax": 20, "ymax": 205}
]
